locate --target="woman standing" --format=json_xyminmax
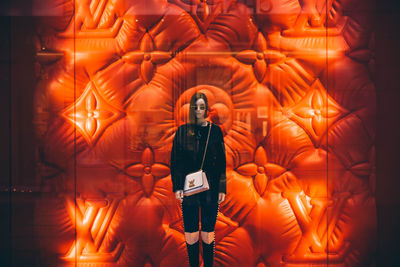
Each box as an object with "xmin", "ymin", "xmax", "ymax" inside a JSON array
[{"xmin": 171, "ymin": 92, "xmax": 226, "ymax": 267}]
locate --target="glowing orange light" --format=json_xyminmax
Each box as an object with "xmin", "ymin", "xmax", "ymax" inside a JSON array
[{"xmin": 33, "ymin": 0, "xmax": 376, "ymax": 265}]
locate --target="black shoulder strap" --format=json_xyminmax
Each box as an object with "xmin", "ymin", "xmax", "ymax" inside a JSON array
[{"xmin": 199, "ymin": 122, "xmax": 212, "ymax": 170}]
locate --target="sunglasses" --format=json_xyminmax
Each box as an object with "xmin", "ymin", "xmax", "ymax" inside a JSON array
[{"xmin": 190, "ymin": 105, "xmax": 206, "ymax": 110}]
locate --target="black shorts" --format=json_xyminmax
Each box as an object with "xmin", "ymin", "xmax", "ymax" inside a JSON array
[{"xmin": 181, "ymin": 190, "xmax": 219, "ymax": 233}]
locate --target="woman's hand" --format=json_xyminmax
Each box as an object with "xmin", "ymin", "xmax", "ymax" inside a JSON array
[
  {"xmin": 218, "ymin": 193, "xmax": 225, "ymax": 204},
  {"xmin": 175, "ymin": 190, "xmax": 184, "ymax": 202}
]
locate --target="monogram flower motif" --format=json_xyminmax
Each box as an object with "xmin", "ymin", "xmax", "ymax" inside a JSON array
[
  {"xmin": 235, "ymin": 33, "xmax": 285, "ymax": 82},
  {"xmin": 235, "ymin": 146, "xmax": 286, "ymax": 196},
  {"xmin": 62, "ymin": 81, "xmax": 124, "ymax": 146},
  {"xmin": 122, "ymin": 147, "xmax": 170, "ymax": 197},
  {"xmin": 281, "ymin": 79, "xmax": 347, "ymax": 146},
  {"xmin": 122, "ymin": 33, "xmax": 172, "ymax": 83}
]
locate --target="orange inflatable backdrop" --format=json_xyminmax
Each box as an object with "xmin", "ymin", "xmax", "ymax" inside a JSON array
[{"xmin": 31, "ymin": 0, "xmax": 376, "ymax": 266}]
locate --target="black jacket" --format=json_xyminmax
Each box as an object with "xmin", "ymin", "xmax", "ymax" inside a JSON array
[{"xmin": 170, "ymin": 122, "xmax": 226, "ymax": 194}]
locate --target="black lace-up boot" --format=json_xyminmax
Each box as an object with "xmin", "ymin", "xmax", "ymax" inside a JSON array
[
  {"xmin": 186, "ymin": 241, "xmax": 199, "ymax": 267},
  {"xmin": 202, "ymin": 240, "xmax": 215, "ymax": 267}
]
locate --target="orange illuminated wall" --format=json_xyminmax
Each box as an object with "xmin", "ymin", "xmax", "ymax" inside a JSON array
[{"xmin": 31, "ymin": 0, "xmax": 376, "ymax": 266}]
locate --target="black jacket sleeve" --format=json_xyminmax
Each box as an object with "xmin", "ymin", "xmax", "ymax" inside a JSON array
[
  {"xmin": 170, "ymin": 127, "xmax": 185, "ymax": 192},
  {"xmin": 216, "ymin": 126, "xmax": 227, "ymax": 194}
]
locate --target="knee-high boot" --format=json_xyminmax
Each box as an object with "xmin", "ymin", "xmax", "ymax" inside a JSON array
[
  {"xmin": 186, "ymin": 241, "xmax": 199, "ymax": 267},
  {"xmin": 202, "ymin": 241, "xmax": 215, "ymax": 267}
]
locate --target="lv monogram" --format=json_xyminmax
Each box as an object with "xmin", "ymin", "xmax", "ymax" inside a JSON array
[
  {"xmin": 189, "ymin": 179, "xmax": 195, "ymax": 187},
  {"xmin": 283, "ymin": 191, "xmax": 351, "ymax": 263},
  {"xmin": 61, "ymin": 193, "xmax": 124, "ymax": 262}
]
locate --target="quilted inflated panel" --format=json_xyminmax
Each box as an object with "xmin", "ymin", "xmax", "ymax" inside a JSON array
[{"xmin": 33, "ymin": 0, "xmax": 376, "ymax": 266}]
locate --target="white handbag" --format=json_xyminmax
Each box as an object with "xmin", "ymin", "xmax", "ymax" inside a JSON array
[{"xmin": 183, "ymin": 123, "xmax": 212, "ymax": 196}]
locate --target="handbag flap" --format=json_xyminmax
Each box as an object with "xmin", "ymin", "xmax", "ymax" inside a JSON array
[{"xmin": 184, "ymin": 170, "xmax": 204, "ymax": 191}]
